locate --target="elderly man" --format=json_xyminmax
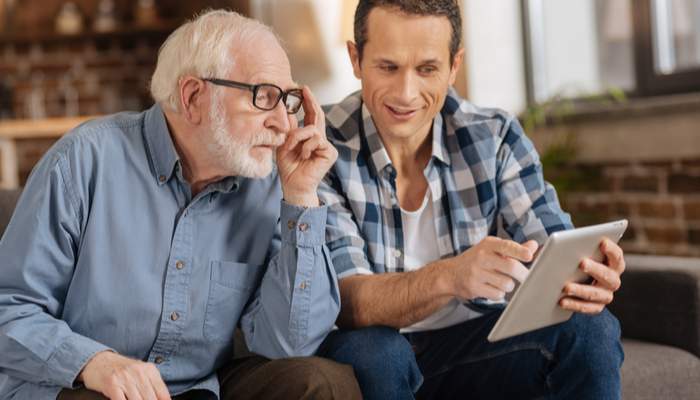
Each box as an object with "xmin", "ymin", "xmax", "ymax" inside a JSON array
[
  {"xmin": 0, "ymin": 10, "xmax": 360, "ymax": 400},
  {"xmin": 316, "ymin": 0, "xmax": 625, "ymax": 399}
]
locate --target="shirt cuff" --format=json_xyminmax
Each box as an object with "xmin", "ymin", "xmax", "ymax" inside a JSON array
[
  {"xmin": 46, "ymin": 334, "xmax": 113, "ymax": 388},
  {"xmin": 280, "ymin": 200, "xmax": 327, "ymax": 247}
]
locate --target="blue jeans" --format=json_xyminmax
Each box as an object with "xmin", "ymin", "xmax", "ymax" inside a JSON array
[{"xmin": 316, "ymin": 308, "xmax": 624, "ymax": 400}]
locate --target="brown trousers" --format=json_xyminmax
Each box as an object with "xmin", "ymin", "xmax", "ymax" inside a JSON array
[{"xmin": 57, "ymin": 356, "xmax": 361, "ymax": 400}]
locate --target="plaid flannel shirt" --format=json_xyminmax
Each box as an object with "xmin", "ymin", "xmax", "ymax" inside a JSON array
[{"xmin": 319, "ymin": 88, "xmax": 573, "ymax": 309}]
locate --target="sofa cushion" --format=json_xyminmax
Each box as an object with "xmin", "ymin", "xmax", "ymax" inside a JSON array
[
  {"xmin": 0, "ymin": 188, "xmax": 22, "ymax": 239},
  {"xmin": 621, "ymin": 337, "xmax": 700, "ymax": 400},
  {"xmin": 609, "ymin": 255, "xmax": 700, "ymax": 358}
]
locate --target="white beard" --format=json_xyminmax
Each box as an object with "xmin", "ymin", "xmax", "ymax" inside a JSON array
[{"xmin": 206, "ymin": 99, "xmax": 285, "ymax": 179}]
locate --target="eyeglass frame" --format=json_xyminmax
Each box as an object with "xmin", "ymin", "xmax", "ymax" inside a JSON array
[{"xmin": 202, "ymin": 78, "xmax": 304, "ymax": 114}]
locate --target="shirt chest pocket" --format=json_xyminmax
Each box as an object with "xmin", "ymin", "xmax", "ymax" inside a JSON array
[
  {"xmin": 203, "ymin": 260, "xmax": 264, "ymax": 343},
  {"xmin": 457, "ymin": 211, "xmax": 495, "ymax": 247}
]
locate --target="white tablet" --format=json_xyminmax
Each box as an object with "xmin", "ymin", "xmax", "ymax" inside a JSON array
[{"xmin": 487, "ymin": 219, "xmax": 628, "ymax": 342}]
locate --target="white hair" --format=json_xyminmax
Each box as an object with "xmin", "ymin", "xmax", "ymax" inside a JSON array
[{"xmin": 150, "ymin": 9, "xmax": 283, "ymax": 113}]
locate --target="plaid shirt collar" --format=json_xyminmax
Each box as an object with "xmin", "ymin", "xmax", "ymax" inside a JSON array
[{"xmin": 358, "ymin": 102, "xmax": 452, "ymax": 180}]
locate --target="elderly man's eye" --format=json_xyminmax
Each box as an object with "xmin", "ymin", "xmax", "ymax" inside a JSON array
[{"xmin": 257, "ymin": 91, "xmax": 270, "ymax": 102}]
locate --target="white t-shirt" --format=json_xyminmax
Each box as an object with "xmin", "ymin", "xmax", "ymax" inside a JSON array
[{"xmin": 397, "ymin": 188, "xmax": 482, "ymax": 333}]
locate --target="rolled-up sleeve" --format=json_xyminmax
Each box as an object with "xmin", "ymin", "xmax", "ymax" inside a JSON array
[
  {"xmin": 239, "ymin": 200, "xmax": 340, "ymax": 359},
  {"xmin": 318, "ymin": 169, "xmax": 375, "ymax": 279}
]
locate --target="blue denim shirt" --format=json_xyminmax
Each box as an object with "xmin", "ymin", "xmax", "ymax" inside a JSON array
[{"xmin": 0, "ymin": 105, "xmax": 340, "ymax": 399}]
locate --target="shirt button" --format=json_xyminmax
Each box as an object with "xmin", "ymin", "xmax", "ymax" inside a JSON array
[
  {"xmin": 393, "ymin": 250, "xmax": 402, "ymax": 258},
  {"xmin": 184, "ymin": 209, "xmax": 188, "ymax": 217},
  {"xmin": 288, "ymin": 220, "xmax": 295, "ymax": 229},
  {"xmin": 159, "ymin": 175, "xmax": 166, "ymax": 182},
  {"xmin": 171, "ymin": 312, "xmax": 179, "ymax": 321},
  {"xmin": 299, "ymin": 223, "xmax": 308, "ymax": 231},
  {"xmin": 300, "ymin": 283, "xmax": 306, "ymax": 290},
  {"xmin": 176, "ymin": 261, "xmax": 184, "ymax": 270},
  {"xmin": 155, "ymin": 357, "xmax": 163, "ymax": 364},
  {"xmin": 175, "ymin": 164, "xmax": 180, "ymax": 171}
]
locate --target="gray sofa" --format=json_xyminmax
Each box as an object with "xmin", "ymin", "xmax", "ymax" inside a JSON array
[
  {"xmin": 1, "ymin": 188, "xmax": 699, "ymax": 398},
  {"xmin": 608, "ymin": 254, "xmax": 700, "ymax": 399}
]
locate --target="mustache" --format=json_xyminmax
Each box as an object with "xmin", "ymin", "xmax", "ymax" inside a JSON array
[{"xmin": 249, "ymin": 129, "xmax": 286, "ymax": 148}]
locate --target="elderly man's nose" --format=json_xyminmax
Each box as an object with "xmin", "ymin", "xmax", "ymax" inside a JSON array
[{"xmin": 265, "ymin": 100, "xmax": 292, "ymax": 133}]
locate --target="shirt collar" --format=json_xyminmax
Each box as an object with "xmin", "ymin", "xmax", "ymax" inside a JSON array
[
  {"xmin": 431, "ymin": 111, "xmax": 451, "ymax": 166},
  {"xmin": 359, "ymin": 100, "xmax": 452, "ymax": 179},
  {"xmin": 360, "ymin": 103, "xmax": 393, "ymax": 179},
  {"xmin": 142, "ymin": 104, "xmax": 240, "ymax": 194},
  {"xmin": 143, "ymin": 104, "xmax": 180, "ymax": 186}
]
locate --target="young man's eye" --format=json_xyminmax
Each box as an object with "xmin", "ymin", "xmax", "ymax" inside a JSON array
[
  {"xmin": 381, "ymin": 65, "xmax": 397, "ymax": 71},
  {"xmin": 420, "ymin": 67, "xmax": 436, "ymax": 74}
]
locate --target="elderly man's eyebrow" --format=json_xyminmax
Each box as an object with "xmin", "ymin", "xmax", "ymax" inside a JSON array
[{"xmin": 252, "ymin": 78, "xmax": 300, "ymax": 91}]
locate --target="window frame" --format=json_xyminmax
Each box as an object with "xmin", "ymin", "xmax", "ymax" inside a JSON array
[
  {"xmin": 632, "ymin": 0, "xmax": 700, "ymax": 96},
  {"xmin": 521, "ymin": 0, "xmax": 700, "ymax": 104}
]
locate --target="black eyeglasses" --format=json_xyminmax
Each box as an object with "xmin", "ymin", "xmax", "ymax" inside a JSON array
[{"xmin": 203, "ymin": 78, "xmax": 304, "ymax": 114}]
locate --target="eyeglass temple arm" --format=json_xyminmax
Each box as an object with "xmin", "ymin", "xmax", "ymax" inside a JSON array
[{"xmin": 202, "ymin": 78, "xmax": 255, "ymax": 91}]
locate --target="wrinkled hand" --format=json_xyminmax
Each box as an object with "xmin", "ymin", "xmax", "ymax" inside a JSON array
[
  {"xmin": 276, "ymin": 86, "xmax": 338, "ymax": 208},
  {"xmin": 78, "ymin": 351, "xmax": 171, "ymax": 400},
  {"xmin": 444, "ymin": 237, "xmax": 537, "ymax": 301},
  {"xmin": 560, "ymin": 238, "xmax": 625, "ymax": 314}
]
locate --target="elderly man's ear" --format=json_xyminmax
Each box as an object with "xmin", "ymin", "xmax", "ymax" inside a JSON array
[{"xmin": 179, "ymin": 77, "xmax": 207, "ymax": 124}]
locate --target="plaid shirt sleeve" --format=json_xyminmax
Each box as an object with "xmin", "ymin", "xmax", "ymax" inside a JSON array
[
  {"xmin": 318, "ymin": 167, "xmax": 376, "ymax": 279},
  {"xmin": 493, "ymin": 114, "xmax": 574, "ymax": 245}
]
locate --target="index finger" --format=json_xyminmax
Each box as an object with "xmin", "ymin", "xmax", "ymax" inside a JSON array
[
  {"xmin": 492, "ymin": 239, "xmax": 534, "ymax": 263},
  {"xmin": 287, "ymin": 111, "xmax": 299, "ymax": 135},
  {"xmin": 148, "ymin": 366, "xmax": 171, "ymax": 400},
  {"xmin": 301, "ymin": 86, "xmax": 324, "ymax": 129}
]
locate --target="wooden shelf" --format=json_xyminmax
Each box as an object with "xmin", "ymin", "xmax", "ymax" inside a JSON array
[
  {"xmin": 0, "ymin": 115, "xmax": 103, "ymax": 188},
  {"xmin": 0, "ymin": 115, "xmax": 102, "ymax": 139},
  {"xmin": 0, "ymin": 19, "xmax": 183, "ymax": 46}
]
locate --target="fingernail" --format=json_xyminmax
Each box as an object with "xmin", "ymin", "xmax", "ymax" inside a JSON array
[
  {"xmin": 582, "ymin": 261, "xmax": 590, "ymax": 272},
  {"xmin": 562, "ymin": 300, "xmax": 569, "ymax": 307},
  {"xmin": 567, "ymin": 286, "xmax": 575, "ymax": 296}
]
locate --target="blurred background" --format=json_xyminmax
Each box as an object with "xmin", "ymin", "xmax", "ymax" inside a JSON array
[{"xmin": 1, "ymin": 0, "xmax": 699, "ymax": 257}]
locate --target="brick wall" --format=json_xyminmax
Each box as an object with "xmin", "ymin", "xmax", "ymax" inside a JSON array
[
  {"xmin": 530, "ymin": 95, "xmax": 700, "ymax": 257},
  {"xmin": 548, "ymin": 159, "xmax": 700, "ymax": 257}
]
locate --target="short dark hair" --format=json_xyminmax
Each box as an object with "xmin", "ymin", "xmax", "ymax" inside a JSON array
[{"xmin": 353, "ymin": 0, "xmax": 462, "ymax": 65}]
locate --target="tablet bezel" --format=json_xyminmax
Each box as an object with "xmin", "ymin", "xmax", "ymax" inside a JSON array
[{"xmin": 487, "ymin": 219, "xmax": 628, "ymax": 342}]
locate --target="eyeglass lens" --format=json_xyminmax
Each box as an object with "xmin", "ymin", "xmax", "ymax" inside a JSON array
[
  {"xmin": 285, "ymin": 91, "xmax": 303, "ymax": 112},
  {"xmin": 255, "ymin": 85, "xmax": 303, "ymax": 112}
]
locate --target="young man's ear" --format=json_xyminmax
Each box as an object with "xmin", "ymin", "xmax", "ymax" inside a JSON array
[
  {"xmin": 448, "ymin": 47, "xmax": 466, "ymax": 87},
  {"xmin": 179, "ymin": 77, "xmax": 206, "ymax": 124},
  {"xmin": 347, "ymin": 41, "xmax": 362, "ymax": 79}
]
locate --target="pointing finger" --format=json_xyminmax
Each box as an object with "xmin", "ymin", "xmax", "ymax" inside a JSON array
[
  {"xmin": 287, "ymin": 112, "xmax": 299, "ymax": 135},
  {"xmin": 492, "ymin": 238, "xmax": 534, "ymax": 263},
  {"xmin": 301, "ymin": 86, "xmax": 324, "ymax": 129}
]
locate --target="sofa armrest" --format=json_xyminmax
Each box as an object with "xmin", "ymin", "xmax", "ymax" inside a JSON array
[{"xmin": 607, "ymin": 254, "xmax": 700, "ymax": 359}]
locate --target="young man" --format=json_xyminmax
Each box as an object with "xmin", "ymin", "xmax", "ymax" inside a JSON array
[
  {"xmin": 0, "ymin": 10, "xmax": 361, "ymax": 400},
  {"xmin": 316, "ymin": 1, "xmax": 625, "ymax": 399}
]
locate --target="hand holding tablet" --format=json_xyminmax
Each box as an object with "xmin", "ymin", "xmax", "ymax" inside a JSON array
[{"xmin": 487, "ymin": 220, "xmax": 628, "ymax": 342}]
